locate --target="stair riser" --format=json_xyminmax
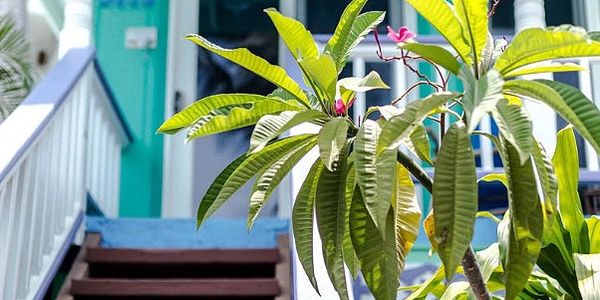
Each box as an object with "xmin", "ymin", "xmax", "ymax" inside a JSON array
[{"xmin": 88, "ymin": 263, "xmax": 276, "ymax": 279}]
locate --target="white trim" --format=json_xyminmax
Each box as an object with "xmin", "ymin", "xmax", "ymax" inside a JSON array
[{"xmin": 161, "ymin": 0, "xmax": 199, "ymax": 218}]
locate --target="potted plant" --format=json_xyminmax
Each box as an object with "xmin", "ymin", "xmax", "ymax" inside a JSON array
[{"xmin": 159, "ymin": 0, "xmax": 600, "ymax": 298}]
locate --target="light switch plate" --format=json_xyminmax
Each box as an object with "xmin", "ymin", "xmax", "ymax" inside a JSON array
[{"xmin": 125, "ymin": 26, "xmax": 157, "ymax": 49}]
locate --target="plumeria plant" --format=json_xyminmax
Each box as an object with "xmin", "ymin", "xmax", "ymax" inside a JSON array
[{"xmin": 159, "ymin": 0, "xmax": 600, "ymax": 299}]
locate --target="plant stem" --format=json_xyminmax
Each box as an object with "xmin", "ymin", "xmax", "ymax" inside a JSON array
[
  {"xmin": 395, "ymin": 150, "xmax": 491, "ymax": 300},
  {"xmin": 462, "ymin": 247, "xmax": 492, "ymax": 300}
]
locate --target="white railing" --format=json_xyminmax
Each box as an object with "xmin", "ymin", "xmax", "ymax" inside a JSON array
[{"xmin": 0, "ymin": 47, "xmax": 130, "ymax": 300}]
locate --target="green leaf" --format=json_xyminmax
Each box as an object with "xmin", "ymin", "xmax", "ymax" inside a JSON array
[
  {"xmin": 333, "ymin": 11, "xmax": 386, "ymax": 72},
  {"xmin": 318, "ymin": 118, "xmax": 350, "ymax": 171},
  {"xmin": 553, "ymin": 126, "xmax": 586, "ymax": 253},
  {"xmin": 186, "ymin": 35, "xmax": 310, "ymax": 106},
  {"xmin": 196, "ymin": 134, "xmax": 316, "ymax": 226},
  {"xmin": 476, "ymin": 243, "xmax": 502, "ymax": 282},
  {"xmin": 588, "ymin": 216, "xmax": 600, "ymax": 254},
  {"xmin": 440, "ymin": 282, "xmax": 470, "ymax": 300},
  {"xmin": 504, "ymin": 79, "xmax": 600, "ymax": 154},
  {"xmin": 408, "ymin": 124, "xmax": 434, "ymax": 165},
  {"xmin": 492, "ymin": 98, "xmax": 533, "ymax": 164},
  {"xmin": 405, "ymin": 266, "xmax": 446, "ymax": 300},
  {"xmin": 292, "ymin": 159, "xmax": 324, "ymax": 294},
  {"xmin": 350, "ymin": 187, "xmax": 400, "ymax": 300},
  {"xmin": 454, "ymin": 0, "xmax": 489, "ymax": 67},
  {"xmin": 400, "ymin": 43, "xmax": 460, "ymax": 75},
  {"xmin": 158, "ymin": 94, "xmax": 296, "ymax": 134},
  {"xmin": 461, "ymin": 68, "xmax": 505, "ymax": 133},
  {"xmin": 531, "ymin": 141, "xmax": 558, "ymax": 237},
  {"xmin": 325, "ymin": 0, "xmax": 368, "ymax": 71},
  {"xmin": 394, "ymin": 164, "xmax": 421, "ymax": 256},
  {"xmin": 432, "ymin": 122, "xmax": 478, "ymax": 280},
  {"xmin": 315, "ymin": 143, "xmax": 350, "ymax": 300},
  {"xmin": 186, "ymin": 100, "xmax": 302, "ymax": 141},
  {"xmin": 402, "ymin": 43, "xmax": 461, "ymax": 74},
  {"xmin": 537, "ymin": 243, "xmax": 581, "ymax": 299},
  {"xmin": 264, "ymin": 8, "xmax": 318, "ymax": 60},
  {"xmin": 495, "ymin": 26, "xmax": 600, "ymax": 75},
  {"xmin": 249, "ymin": 110, "xmax": 328, "ymax": 153},
  {"xmin": 298, "ymin": 54, "xmax": 338, "ymax": 102},
  {"xmin": 355, "ymin": 120, "xmax": 397, "ymax": 237},
  {"xmin": 248, "ymin": 137, "xmax": 317, "ymax": 228},
  {"xmin": 574, "ymin": 253, "xmax": 600, "ymax": 300},
  {"xmin": 338, "ymin": 71, "xmax": 390, "ymax": 105},
  {"xmin": 504, "ymin": 62, "xmax": 587, "ymax": 78},
  {"xmin": 378, "ymin": 92, "xmax": 459, "ymax": 152},
  {"xmin": 502, "ymin": 139, "xmax": 544, "ymax": 300},
  {"xmin": 479, "ymin": 173, "xmax": 508, "ymax": 186},
  {"xmin": 405, "ymin": 0, "xmax": 472, "ymax": 64},
  {"xmin": 343, "ymin": 159, "xmax": 360, "ymax": 278}
]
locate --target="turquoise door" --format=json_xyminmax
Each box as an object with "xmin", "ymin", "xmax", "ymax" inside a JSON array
[{"xmin": 93, "ymin": 0, "xmax": 169, "ymax": 217}]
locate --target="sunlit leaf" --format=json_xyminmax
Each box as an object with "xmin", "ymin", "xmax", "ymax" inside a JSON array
[
  {"xmin": 454, "ymin": 0, "xmax": 489, "ymax": 66},
  {"xmin": 574, "ymin": 253, "xmax": 600, "ymax": 300},
  {"xmin": 378, "ymin": 92, "xmax": 459, "ymax": 152},
  {"xmin": 495, "ymin": 26, "xmax": 600, "ymax": 75},
  {"xmin": 249, "ymin": 110, "xmax": 328, "ymax": 153},
  {"xmin": 504, "ymin": 79, "xmax": 600, "ymax": 154},
  {"xmin": 265, "ymin": 8, "xmax": 318, "ymax": 60},
  {"xmin": 334, "ymin": 11, "xmax": 386, "ymax": 72},
  {"xmin": 553, "ymin": 126, "xmax": 586, "ymax": 253},
  {"xmin": 588, "ymin": 216, "xmax": 600, "ymax": 254},
  {"xmin": 325, "ymin": 0, "xmax": 368, "ymax": 71},
  {"xmin": 299, "ymin": 54, "xmax": 338, "ymax": 102},
  {"xmin": 402, "ymin": 43, "xmax": 461, "ymax": 74},
  {"xmin": 504, "ymin": 62, "xmax": 587, "ymax": 78},
  {"xmin": 394, "ymin": 163, "xmax": 421, "ymax": 255},
  {"xmin": 492, "ymin": 98, "xmax": 533, "ymax": 164},
  {"xmin": 187, "ymin": 35, "xmax": 310, "ymax": 106},
  {"xmin": 461, "ymin": 68, "xmax": 505, "ymax": 133},
  {"xmin": 318, "ymin": 118, "xmax": 350, "ymax": 171},
  {"xmin": 405, "ymin": 0, "xmax": 472, "ymax": 64}
]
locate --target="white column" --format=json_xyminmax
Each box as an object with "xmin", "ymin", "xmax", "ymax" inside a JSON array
[
  {"xmin": 514, "ymin": 0, "xmax": 557, "ymax": 154},
  {"xmin": 0, "ymin": 0, "xmax": 28, "ymax": 31},
  {"xmin": 58, "ymin": 0, "xmax": 93, "ymax": 58},
  {"xmin": 161, "ymin": 0, "xmax": 199, "ymax": 218}
]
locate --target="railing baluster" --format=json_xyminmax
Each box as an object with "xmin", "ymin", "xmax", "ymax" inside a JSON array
[
  {"xmin": 14, "ymin": 157, "xmax": 35, "ymax": 299},
  {"xmin": 1, "ymin": 168, "xmax": 22, "ymax": 299},
  {"xmin": 0, "ymin": 177, "xmax": 15, "ymax": 295}
]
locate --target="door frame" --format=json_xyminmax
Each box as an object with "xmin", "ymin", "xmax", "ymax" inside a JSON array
[{"xmin": 161, "ymin": 0, "xmax": 199, "ymax": 217}]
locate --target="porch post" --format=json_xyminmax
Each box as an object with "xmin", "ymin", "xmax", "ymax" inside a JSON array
[
  {"xmin": 0, "ymin": 0, "xmax": 28, "ymax": 31},
  {"xmin": 514, "ymin": 0, "xmax": 558, "ymax": 154},
  {"xmin": 58, "ymin": 0, "xmax": 92, "ymax": 58}
]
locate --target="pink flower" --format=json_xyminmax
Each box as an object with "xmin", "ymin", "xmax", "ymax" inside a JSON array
[
  {"xmin": 387, "ymin": 26, "xmax": 416, "ymax": 44},
  {"xmin": 334, "ymin": 99, "xmax": 346, "ymax": 115},
  {"xmin": 334, "ymin": 98, "xmax": 355, "ymax": 116}
]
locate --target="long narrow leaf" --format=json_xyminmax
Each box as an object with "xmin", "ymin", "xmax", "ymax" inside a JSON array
[
  {"xmin": 265, "ymin": 8, "xmax": 318, "ymax": 60},
  {"xmin": 248, "ymin": 137, "xmax": 317, "ymax": 228},
  {"xmin": 186, "ymin": 35, "xmax": 310, "ymax": 106},
  {"xmin": 350, "ymin": 187, "xmax": 400, "ymax": 300},
  {"xmin": 318, "ymin": 118, "xmax": 350, "ymax": 171},
  {"xmin": 292, "ymin": 159, "xmax": 324, "ymax": 293},
  {"xmin": 502, "ymin": 139, "xmax": 544, "ymax": 300},
  {"xmin": 325, "ymin": 0, "xmax": 368, "ymax": 71},
  {"xmin": 315, "ymin": 143, "xmax": 350, "ymax": 300},
  {"xmin": 504, "ymin": 79, "xmax": 600, "ymax": 154},
  {"xmin": 574, "ymin": 253, "xmax": 600, "ymax": 300},
  {"xmin": 433, "ymin": 122, "xmax": 478, "ymax": 280},
  {"xmin": 197, "ymin": 134, "xmax": 316, "ymax": 226}
]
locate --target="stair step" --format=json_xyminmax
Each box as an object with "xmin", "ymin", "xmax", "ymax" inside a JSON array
[
  {"xmin": 86, "ymin": 248, "xmax": 280, "ymax": 264},
  {"xmin": 70, "ymin": 278, "xmax": 281, "ymax": 297}
]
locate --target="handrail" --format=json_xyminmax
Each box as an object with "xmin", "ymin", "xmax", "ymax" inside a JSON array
[
  {"xmin": 0, "ymin": 47, "xmax": 132, "ymax": 183},
  {"xmin": 0, "ymin": 47, "xmax": 131, "ymax": 299}
]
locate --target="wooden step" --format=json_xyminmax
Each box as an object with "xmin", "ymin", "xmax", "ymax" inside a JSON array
[
  {"xmin": 86, "ymin": 248, "xmax": 281, "ymax": 264},
  {"xmin": 70, "ymin": 278, "xmax": 281, "ymax": 297}
]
